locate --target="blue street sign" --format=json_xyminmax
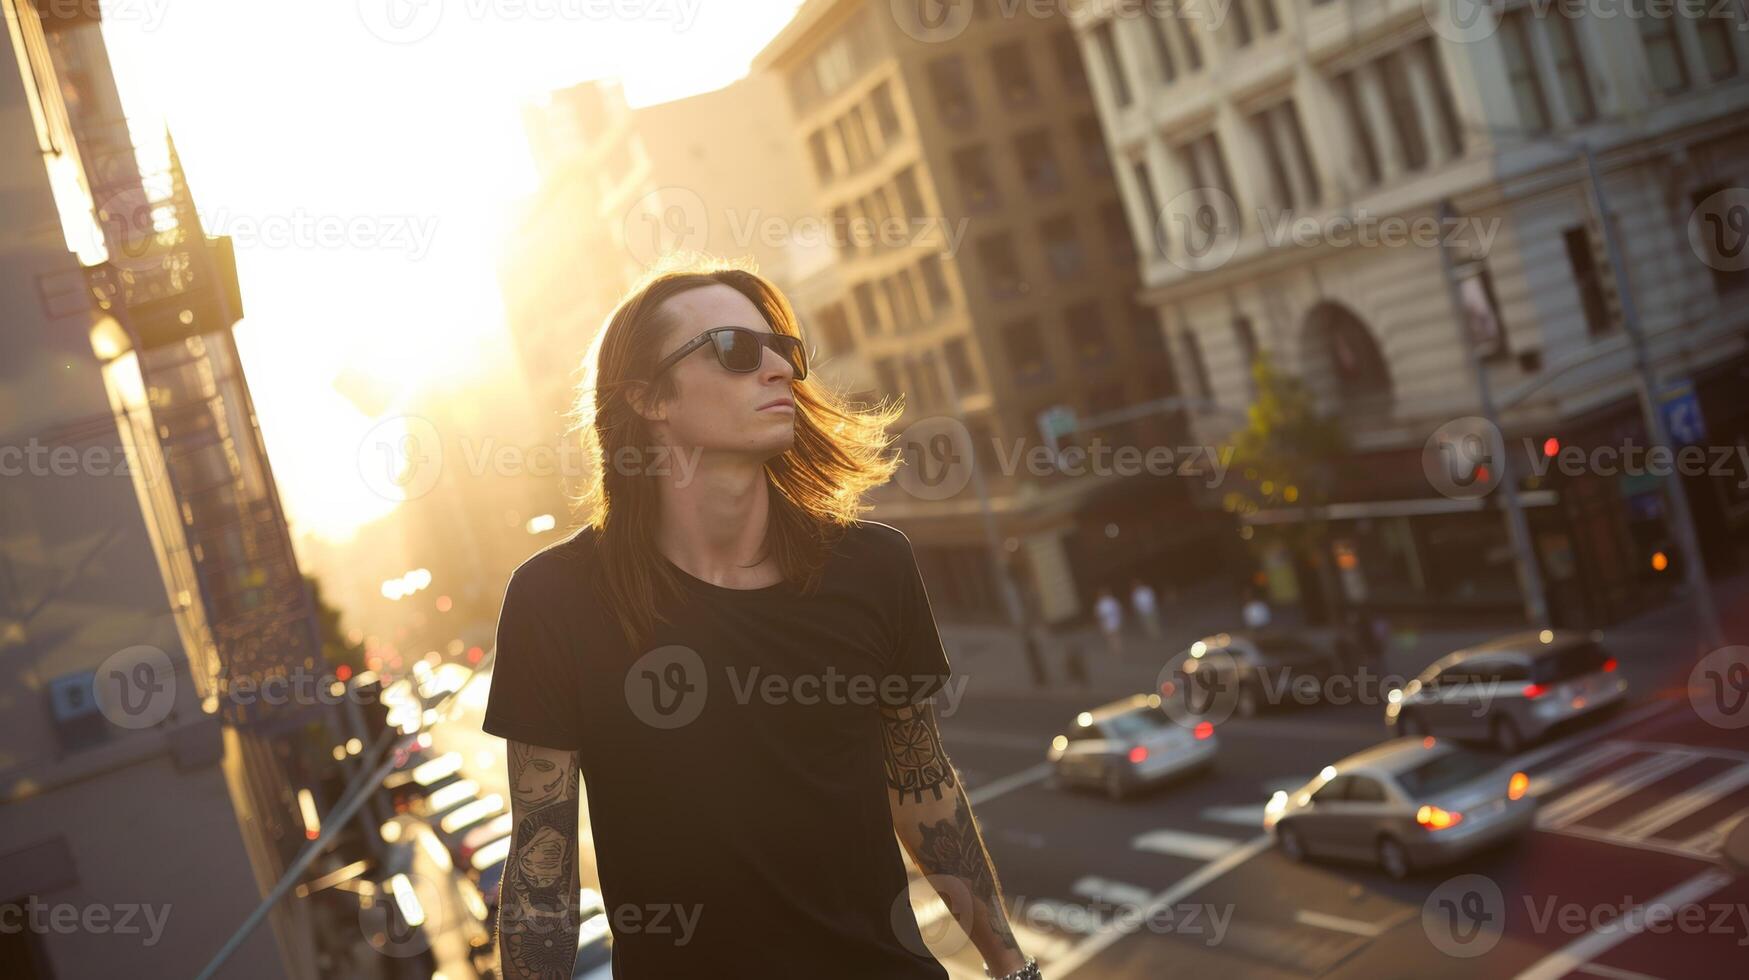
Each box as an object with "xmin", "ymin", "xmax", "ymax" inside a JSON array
[{"xmin": 1660, "ymin": 381, "xmax": 1707, "ymax": 447}]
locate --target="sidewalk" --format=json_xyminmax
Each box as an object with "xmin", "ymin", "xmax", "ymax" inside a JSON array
[{"xmin": 938, "ymin": 572, "xmax": 1749, "ymax": 705}]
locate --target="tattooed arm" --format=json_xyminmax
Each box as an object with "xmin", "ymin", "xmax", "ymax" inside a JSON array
[
  {"xmin": 881, "ymin": 699, "xmax": 1029, "ymax": 976},
  {"xmin": 498, "ymin": 740, "xmax": 581, "ymax": 980}
]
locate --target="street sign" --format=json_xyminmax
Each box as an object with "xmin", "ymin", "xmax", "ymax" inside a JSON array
[
  {"xmin": 1037, "ymin": 405, "xmax": 1078, "ymax": 452},
  {"xmin": 1659, "ymin": 380, "xmax": 1707, "ymax": 447}
]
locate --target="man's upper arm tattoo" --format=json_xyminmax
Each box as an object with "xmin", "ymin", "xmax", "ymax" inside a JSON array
[
  {"xmin": 501, "ymin": 740, "xmax": 581, "ymax": 979},
  {"xmin": 880, "ymin": 700, "xmax": 957, "ymax": 804}
]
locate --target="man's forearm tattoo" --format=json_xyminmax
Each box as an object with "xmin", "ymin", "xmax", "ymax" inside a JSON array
[
  {"xmin": 880, "ymin": 701, "xmax": 957, "ymax": 804},
  {"xmin": 914, "ymin": 791, "xmax": 1022, "ymax": 956},
  {"xmin": 500, "ymin": 741, "xmax": 581, "ymax": 980}
]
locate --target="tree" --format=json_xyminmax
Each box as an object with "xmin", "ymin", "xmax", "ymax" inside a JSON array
[{"xmin": 306, "ymin": 573, "xmax": 366, "ymax": 675}]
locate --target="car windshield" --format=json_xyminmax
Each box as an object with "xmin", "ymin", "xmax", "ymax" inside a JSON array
[
  {"xmin": 1102, "ymin": 708, "xmax": 1171, "ymax": 740},
  {"xmin": 1395, "ymin": 749, "xmax": 1500, "ymax": 796},
  {"xmin": 1532, "ymin": 642, "xmax": 1610, "ymax": 684}
]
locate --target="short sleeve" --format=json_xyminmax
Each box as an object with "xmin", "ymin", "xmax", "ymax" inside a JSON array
[
  {"xmin": 482, "ymin": 566, "xmax": 584, "ymax": 751},
  {"xmin": 881, "ymin": 528, "xmax": 954, "ymax": 707}
]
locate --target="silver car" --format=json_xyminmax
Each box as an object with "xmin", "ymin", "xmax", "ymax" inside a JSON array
[
  {"xmin": 1047, "ymin": 694, "xmax": 1218, "ymax": 801},
  {"xmin": 1385, "ymin": 630, "xmax": 1627, "ymax": 754},
  {"xmin": 1168, "ymin": 631, "xmax": 1340, "ymax": 719},
  {"xmin": 1265, "ymin": 737, "xmax": 1534, "ymax": 879}
]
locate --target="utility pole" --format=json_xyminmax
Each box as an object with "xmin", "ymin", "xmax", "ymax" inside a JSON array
[
  {"xmin": 1578, "ymin": 143, "xmax": 1726, "ymax": 650},
  {"xmin": 1435, "ymin": 199, "xmax": 1550, "ymax": 629}
]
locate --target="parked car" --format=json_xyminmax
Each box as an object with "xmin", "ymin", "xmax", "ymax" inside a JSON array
[
  {"xmin": 1265, "ymin": 737, "xmax": 1533, "ymax": 879},
  {"xmin": 1167, "ymin": 631, "xmax": 1341, "ymax": 719},
  {"xmin": 1385, "ymin": 630, "xmax": 1627, "ymax": 753},
  {"xmin": 1047, "ymin": 693, "xmax": 1217, "ymax": 801}
]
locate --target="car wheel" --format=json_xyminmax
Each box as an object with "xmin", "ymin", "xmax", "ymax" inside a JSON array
[
  {"xmin": 1377, "ymin": 836, "xmax": 1412, "ymax": 880},
  {"xmin": 1492, "ymin": 717, "xmax": 1523, "ymax": 755},
  {"xmin": 1237, "ymin": 686, "xmax": 1259, "ymax": 719},
  {"xmin": 1277, "ymin": 825, "xmax": 1306, "ymax": 862},
  {"xmin": 1104, "ymin": 770, "xmax": 1127, "ymax": 802},
  {"xmin": 1398, "ymin": 710, "xmax": 1426, "ymax": 737}
]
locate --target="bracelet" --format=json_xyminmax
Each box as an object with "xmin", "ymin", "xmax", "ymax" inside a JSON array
[{"xmin": 986, "ymin": 956, "xmax": 1040, "ymax": 980}]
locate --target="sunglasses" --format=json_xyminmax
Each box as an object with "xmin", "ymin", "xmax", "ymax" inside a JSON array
[{"xmin": 649, "ymin": 326, "xmax": 809, "ymax": 381}]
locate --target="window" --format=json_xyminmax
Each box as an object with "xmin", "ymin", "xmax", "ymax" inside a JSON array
[
  {"xmin": 1563, "ymin": 226, "xmax": 1614, "ymax": 337},
  {"xmin": 1379, "ymin": 52, "xmax": 1428, "ymax": 171},
  {"xmin": 854, "ymin": 281, "xmax": 883, "ymax": 335},
  {"xmin": 1501, "ymin": 10, "xmax": 1552, "ymax": 131},
  {"xmin": 1547, "ymin": 9, "xmax": 1596, "ymax": 123},
  {"xmin": 1131, "ymin": 160, "xmax": 1166, "ymax": 257},
  {"xmin": 953, "ymin": 144, "xmax": 1001, "ymax": 212},
  {"xmin": 918, "ymin": 252, "xmax": 953, "ymax": 311},
  {"xmin": 1172, "ymin": 9, "xmax": 1203, "ymax": 71},
  {"xmin": 1418, "ymin": 38, "xmax": 1466, "ymax": 158},
  {"xmin": 830, "ymin": 206, "xmax": 853, "ymax": 256},
  {"xmin": 1232, "ymin": 316, "xmax": 1259, "ymax": 373},
  {"xmin": 1639, "ymin": 14, "xmax": 1690, "ymax": 95},
  {"xmin": 1334, "ymin": 71, "xmax": 1381, "ymax": 185},
  {"xmin": 977, "ymin": 234, "xmax": 1026, "ymax": 300},
  {"xmin": 1077, "ymin": 115, "xmax": 1112, "ymax": 177},
  {"xmin": 874, "ymin": 357, "xmax": 902, "ymax": 397},
  {"xmin": 1256, "ymin": 0, "xmax": 1280, "ymax": 34},
  {"xmin": 1252, "ymin": 101, "xmax": 1319, "ymax": 210},
  {"xmin": 1697, "ymin": 9, "xmax": 1741, "ymax": 81},
  {"xmin": 926, "ymin": 55, "xmax": 976, "ymax": 124},
  {"xmin": 1066, "ymin": 302, "xmax": 1113, "ymax": 365},
  {"xmin": 1001, "ymin": 316, "xmax": 1053, "ymax": 385},
  {"xmin": 1180, "ymin": 327, "xmax": 1212, "ymax": 400},
  {"xmin": 863, "ymin": 189, "xmax": 893, "ymax": 248},
  {"xmin": 1145, "ymin": 12, "xmax": 1178, "ymax": 83},
  {"xmin": 944, "ymin": 337, "xmax": 978, "ymax": 394},
  {"xmin": 1130, "ymin": 298, "xmax": 1165, "ymax": 355},
  {"xmin": 883, "ymin": 272, "xmax": 921, "ymax": 331},
  {"xmin": 807, "ymin": 129, "xmax": 834, "ymax": 184},
  {"xmin": 1091, "ymin": 21, "xmax": 1132, "ymax": 107},
  {"xmin": 1016, "ymin": 128, "xmax": 1065, "ymax": 195},
  {"xmin": 1176, "ymin": 132, "xmax": 1240, "ymax": 217},
  {"xmin": 818, "ymin": 303, "xmax": 854, "ymax": 355},
  {"xmin": 1041, "ymin": 214, "xmax": 1086, "ymax": 281},
  {"xmin": 991, "ymin": 40, "xmax": 1039, "ymax": 109},
  {"xmin": 894, "ymin": 166, "xmax": 925, "ymax": 220},
  {"xmin": 869, "ymin": 81, "xmax": 902, "ymax": 141},
  {"xmin": 1228, "ymin": 0, "xmax": 1254, "ymax": 48},
  {"xmin": 1101, "ymin": 199, "xmax": 1136, "ymax": 262},
  {"xmin": 1051, "ymin": 29, "xmax": 1090, "ymax": 94}
]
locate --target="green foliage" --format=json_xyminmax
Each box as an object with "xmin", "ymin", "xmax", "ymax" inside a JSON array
[{"xmin": 1228, "ymin": 355, "xmax": 1346, "ymax": 513}]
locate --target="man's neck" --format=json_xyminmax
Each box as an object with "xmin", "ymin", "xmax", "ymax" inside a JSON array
[{"xmin": 654, "ymin": 451, "xmax": 778, "ymax": 588}]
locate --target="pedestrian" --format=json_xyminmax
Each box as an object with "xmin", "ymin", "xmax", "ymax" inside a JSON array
[
  {"xmin": 1242, "ymin": 588, "xmax": 1272, "ymax": 630},
  {"xmin": 1095, "ymin": 586, "xmax": 1125, "ymax": 659},
  {"xmin": 1130, "ymin": 578, "xmax": 1162, "ymax": 641},
  {"xmin": 482, "ymin": 264, "xmax": 1033, "ymax": 980}
]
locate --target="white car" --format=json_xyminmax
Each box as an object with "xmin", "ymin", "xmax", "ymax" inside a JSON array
[{"xmin": 1048, "ymin": 694, "xmax": 1218, "ymax": 801}]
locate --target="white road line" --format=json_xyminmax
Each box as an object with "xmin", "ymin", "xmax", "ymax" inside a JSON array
[
  {"xmin": 1540, "ymin": 823, "xmax": 1722, "ymax": 862},
  {"xmin": 1293, "ymin": 909, "xmax": 1408, "ymax": 938},
  {"xmin": 1611, "ymin": 763, "xmax": 1749, "ymax": 841},
  {"xmin": 1513, "ymin": 869, "xmax": 1734, "ymax": 980},
  {"xmin": 1526, "ymin": 743, "xmax": 1638, "ymax": 799},
  {"xmin": 1680, "ymin": 811, "xmax": 1747, "ymax": 857},
  {"xmin": 968, "ymin": 763, "xmax": 1053, "ymax": 805},
  {"xmin": 1616, "ymin": 740, "xmax": 1749, "ymax": 764},
  {"xmin": 1575, "ymin": 965, "xmax": 1664, "ymax": 980},
  {"xmin": 1200, "ymin": 804, "xmax": 1267, "ymax": 828},
  {"xmin": 1051, "ymin": 836, "xmax": 1271, "ymax": 977},
  {"xmin": 1069, "ymin": 876, "xmax": 1155, "ymax": 910},
  {"xmin": 1535, "ymin": 750, "xmax": 1702, "ymax": 831},
  {"xmin": 1131, "ymin": 829, "xmax": 1241, "ymax": 862},
  {"xmin": 1511, "ymin": 700, "xmax": 1676, "ymax": 776}
]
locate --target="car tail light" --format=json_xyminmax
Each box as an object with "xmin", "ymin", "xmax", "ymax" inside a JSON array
[
  {"xmin": 1602, "ymin": 658, "xmax": 1618, "ymax": 673},
  {"xmin": 1194, "ymin": 721, "xmax": 1214, "ymax": 740},
  {"xmin": 1522, "ymin": 683, "xmax": 1547, "ymax": 699},
  {"xmin": 1128, "ymin": 746, "xmax": 1149, "ymax": 764},
  {"xmin": 1416, "ymin": 805, "xmax": 1463, "ymax": 830},
  {"xmin": 1508, "ymin": 771, "xmax": 1529, "ymax": 801}
]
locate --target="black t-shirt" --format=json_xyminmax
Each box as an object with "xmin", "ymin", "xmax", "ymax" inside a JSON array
[{"xmin": 483, "ymin": 519, "xmax": 953, "ymax": 979}]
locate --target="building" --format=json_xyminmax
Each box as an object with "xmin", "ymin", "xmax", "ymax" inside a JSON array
[
  {"xmin": 756, "ymin": 0, "xmax": 1220, "ymax": 626},
  {"xmin": 1074, "ymin": 0, "xmax": 1749, "ymax": 625},
  {"xmin": 1, "ymin": 2, "xmax": 358, "ymax": 975}
]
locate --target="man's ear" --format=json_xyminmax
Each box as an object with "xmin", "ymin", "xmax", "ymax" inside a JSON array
[{"xmin": 625, "ymin": 380, "xmax": 667, "ymax": 423}]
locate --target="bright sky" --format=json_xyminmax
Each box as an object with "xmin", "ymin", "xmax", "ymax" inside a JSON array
[{"xmin": 98, "ymin": 0, "xmax": 805, "ymax": 544}]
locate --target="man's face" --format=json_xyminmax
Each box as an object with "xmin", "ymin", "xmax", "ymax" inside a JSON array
[{"xmin": 646, "ymin": 284, "xmax": 797, "ymax": 461}]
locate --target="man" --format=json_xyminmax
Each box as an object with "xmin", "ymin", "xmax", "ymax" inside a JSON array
[
  {"xmin": 482, "ymin": 265, "xmax": 1036, "ymax": 979},
  {"xmin": 1129, "ymin": 578, "xmax": 1161, "ymax": 641},
  {"xmin": 1094, "ymin": 587, "xmax": 1124, "ymax": 659}
]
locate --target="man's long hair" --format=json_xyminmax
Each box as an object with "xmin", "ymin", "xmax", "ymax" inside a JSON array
[{"xmin": 563, "ymin": 257, "xmax": 902, "ymax": 651}]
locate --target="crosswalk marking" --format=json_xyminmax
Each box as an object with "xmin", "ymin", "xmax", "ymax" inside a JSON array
[
  {"xmin": 1526, "ymin": 742, "xmax": 1637, "ymax": 799},
  {"xmin": 1534, "ymin": 750, "xmax": 1701, "ymax": 831},
  {"xmin": 1610, "ymin": 763, "xmax": 1749, "ymax": 841},
  {"xmin": 1131, "ymin": 829, "xmax": 1242, "ymax": 862},
  {"xmin": 1293, "ymin": 908, "xmax": 1412, "ymax": 938},
  {"xmin": 1679, "ymin": 812, "xmax": 1746, "ymax": 857},
  {"xmin": 1200, "ymin": 804, "xmax": 1266, "ymax": 828},
  {"xmin": 1070, "ymin": 876, "xmax": 1155, "ymax": 910}
]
